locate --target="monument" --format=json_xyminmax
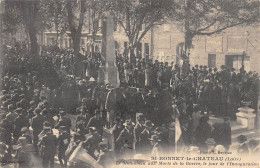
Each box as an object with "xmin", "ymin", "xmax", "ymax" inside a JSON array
[{"xmin": 99, "ymin": 14, "xmax": 119, "ymax": 87}]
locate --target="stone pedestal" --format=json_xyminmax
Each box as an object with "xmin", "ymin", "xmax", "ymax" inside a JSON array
[{"xmin": 236, "ymin": 107, "xmax": 256, "ymax": 130}]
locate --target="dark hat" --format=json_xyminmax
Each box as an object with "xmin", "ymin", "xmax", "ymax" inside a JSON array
[
  {"xmin": 193, "ymin": 104, "xmax": 200, "ymax": 112},
  {"xmin": 237, "ymin": 135, "xmax": 247, "ymax": 143},
  {"xmin": 137, "ymin": 114, "xmax": 145, "ymax": 121},
  {"xmin": 59, "ymin": 126, "xmax": 67, "ymax": 130},
  {"xmin": 149, "ymin": 135, "xmax": 161, "ymax": 142},
  {"xmin": 195, "ymin": 65, "xmax": 198, "ymax": 67},
  {"xmin": 15, "ymin": 108, "xmax": 23, "ymax": 114},
  {"xmin": 60, "ymin": 110, "xmax": 66, "ymax": 115},
  {"xmin": 114, "ymin": 117, "xmax": 123, "ymax": 123},
  {"xmin": 123, "ymin": 120, "xmax": 135, "ymax": 127},
  {"xmin": 144, "ymin": 120, "xmax": 154, "ymax": 127}
]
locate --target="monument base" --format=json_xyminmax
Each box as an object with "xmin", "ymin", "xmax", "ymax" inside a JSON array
[
  {"xmin": 105, "ymin": 65, "xmax": 119, "ymax": 88},
  {"xmin": 236, "ymin": 107, "xmax": 256, "ymax": 130}
]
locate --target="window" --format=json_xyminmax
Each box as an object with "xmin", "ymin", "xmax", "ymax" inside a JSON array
[
  {"xmin": 144, "ymin": 43, "xmax": 149, "ymax": 61},
  {"xmin": 114, "ymin": 22, "xmax": 117, "ymax": 31},
  {"xmin": 208, "ymin": 54, "xmax": 216, "ymax": 68},
  {"xmin": 136, "ymin": 42, "xmax": 142, "ymax": 59}
]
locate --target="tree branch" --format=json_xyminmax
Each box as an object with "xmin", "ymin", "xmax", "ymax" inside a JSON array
[
  {"xmin": 194, "ymin": 17, "xmax": 256, "ymax": 36},
  {"xmin": 197, "ymin": 20, "xmax": 217, "ymax": 32}
]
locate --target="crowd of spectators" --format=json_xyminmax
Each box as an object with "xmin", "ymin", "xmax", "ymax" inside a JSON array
[{"xmin": 0, "ymin": 43, "xmax": 259, "ymax": 167}]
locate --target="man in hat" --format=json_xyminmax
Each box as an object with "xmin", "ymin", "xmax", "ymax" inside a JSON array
[
  {"xmin": 5, "ymin": 104, "xmax": 18, "ymax": 124},
  {"xmin": 134, "ymin": 114, "xmax": 145, "ymax": 151},
  {"xmin": 55, "ymin": 110, "xmax": 71, "ymax": 133},
  {"xmin": 57, "ymin": 126, "xmax": 71, "ymax": 167},
  {"xmin": 139, "ymin": 120, "xmax": 154, "ymax": 154},
  {"xmin": 15, "ymin": 137, "xmax": 35, "ymax": 168},
  {"xmin": 14, "ymin": 108, "xmax": 30, "ymax": 142},
  {"xmin": 82, "ymin": 127, "xmax": 102, "ymax": 159},
  {"xmin": 212, "ymin": 117, "xmax": 231, "ymax": 151},
  {"xmin": 237, "ymin": 135, "xmax": 249, "ymax": 154},
  {"xmin": 31, "ymin": 108, "xmax": 45, "ymax": 150},
  {"xmin": 194, "ymin": 115, "xmax": 212, "ymax": 152},
  {"xmin": 87, "ymin": 109, "xmax": 104, "ymax": 136},
  {"xmin": 116, "ymin": 120, "xmax": 135, "ymax": 154},
  {"xmin": 43, "ymin": 109, "xmax": 55, "ymax": 128},
  {"xmin": 20, "ymin": 127, "xmax": 33, "ymax": 144},
  {"xmin": 39, "ymin": 129, "xmax": 57, "ymax": 168},
  {"xmin": 111, "ymin": 117, "xmax": 124, "ymax": 153},
  {"xmin": 76, "ymin": 107, "xmax": 90, "ymax": 129}
]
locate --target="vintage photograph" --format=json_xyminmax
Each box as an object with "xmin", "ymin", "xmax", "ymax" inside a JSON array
[{"xmin": 0, "ymin": 0, "xmax": 259, "ymax": 167}]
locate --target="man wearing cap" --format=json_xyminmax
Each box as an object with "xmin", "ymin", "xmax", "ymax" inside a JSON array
[
  {"xmin": 116, "ymin": 120, "xmax": 135, "ymax": 154},
  {"xmin": 139, "ymin": 120, "xmax": 154, "ymax": 154},
  {"xmin": 5, "ymin": 104, "xmax": 18, "ymax": 124},
  {"xmin": 43, "ymin": 109, "xmax": 55, "ymax": 128},
  {"xmin": 87, "ymin": 109, "xmax": 104, "ymax": 136},
  {"xmin": 14, "ymin": 108, "xmax": 30, "ymax": 142},
  {"xmin": 31, "ymin": 108, "xmax": 45, "ymax": 150},
  {"xmin": 55, "ymin": 111, "xmax": 71, "ymax": 133},
  {"xmin": 57, "ymin": 126, "xmax": 71, "ymax": 167},
  {"xmin": 20, "ymin": 127, "xmax": 33, "ymax": 144},
  {"xmin": 134, "ymin": 114, "xmax": 145, "ymax": 151},
  {"xmin": 39, "ymin": 129, "xmax": 57, "ymax": 168}
]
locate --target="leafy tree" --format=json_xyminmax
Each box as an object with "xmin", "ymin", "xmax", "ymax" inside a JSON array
[
  {"xmin": 65, "ymin": 0, "xmax": 87, "ymax": 55},
  {"xmin": 171, "ymin": 0, "xmax": 259, "ymax": 62},
  {"xmin": 107, "ymin": 0, "xmax": 174, "ymax": 62},
  {"xmin": 41, "ymin": 0, "xmax": 67, "ymax": 45},
  {"xmin": 3, "ymin": 0, "xmax": 47, "ymax": 62},
  {"xmin": 86, "ymin": 0, "xmax": 106, "ymax": 56}
]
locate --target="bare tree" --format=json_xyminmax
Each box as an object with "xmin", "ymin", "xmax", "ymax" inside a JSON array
[{"xmin": 107, "ymin": 0, "xmax": 175, "ymax": 62}]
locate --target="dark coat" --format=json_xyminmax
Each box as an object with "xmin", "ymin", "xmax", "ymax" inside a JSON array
[
  {"xmin": 31, "ymin": 114, "xmax": 45, "ymax": 136},
  {"xmin": 138, "ymin": 128, "xmax": 152, "ymax": 154},
  {"xmin": 116, "ymin": 128, "xmax": 134, "ymax": 150},
  {"xmin": 40, "ymin": 133, "xmax": 58, "ymax": 156},
  {"xmin": 55, "ymin": 116, "xmax": 72, "ymax": 131},
  {"xmin": 87, "ymin": 116, "xmax": 104, "ymax": 135},
  {"xmin": 57, "ymin": 132, "xmax": 71, "ymax": 151},
  {"xmin": 14, "ymin": 115, "xmax": 30, "ymax": 139}
]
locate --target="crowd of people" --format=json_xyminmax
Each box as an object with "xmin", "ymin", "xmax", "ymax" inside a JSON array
[{"xmin": 0, "ymin": 43, "xmax": 259, "ymax": 168}]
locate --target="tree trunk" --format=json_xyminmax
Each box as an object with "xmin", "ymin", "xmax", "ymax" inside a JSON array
[
  {"xmin": 129, "ymin": 47, "xmax": 136, "ymax": 64},
  {"xmin": 28, "ymin": 24, "xmax": 39, "ymax": 63},
  {"xmin": 72, "ymin": 33, "xmax": 81, "ymax": 55}
]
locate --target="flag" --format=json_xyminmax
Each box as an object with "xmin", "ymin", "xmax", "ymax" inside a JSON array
[
  {"xmin": 68, "ymin": 142, "xmax": 103, "ymax": 168},
  {"xmin": 175, "ymin": 117, "xmax": 182, "ymax": 144}
]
